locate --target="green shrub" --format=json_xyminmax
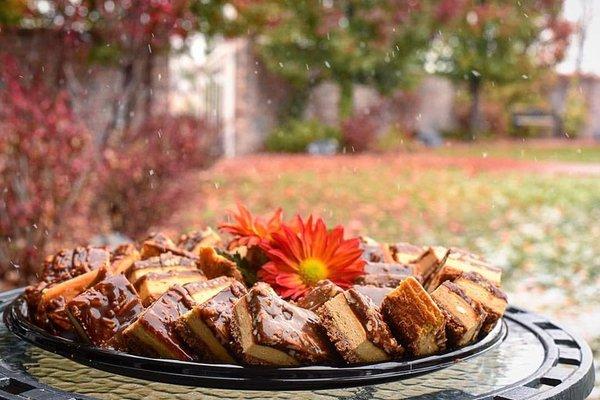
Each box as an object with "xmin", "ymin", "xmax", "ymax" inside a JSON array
[
  {"xmin": 265, "ymin": 119, "xmax": 341, "ymax": 153},
  {"xmin": 374, "ymin": 126, "xmax": 414, "ymax": 152},
  {"xmin": 441, "ymin": 128, "xmax": 495, "ymax": 141},
  {"xmin": 563, "ymin": 84, "xmax": 587, "ymax": 138}
]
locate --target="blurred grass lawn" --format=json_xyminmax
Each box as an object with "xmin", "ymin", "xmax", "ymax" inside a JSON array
[{"xmin": 434, "ymin": 141, "xmax": 600, "ymax": 163}]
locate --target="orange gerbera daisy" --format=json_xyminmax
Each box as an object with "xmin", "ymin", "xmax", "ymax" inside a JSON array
[
  {"xmin": 258, "ymin": 215, "xmax": 365, "ymax": 299},
  {"xmin": 219, "ymin": 203, "xmax": 283, "ymax": 248}
]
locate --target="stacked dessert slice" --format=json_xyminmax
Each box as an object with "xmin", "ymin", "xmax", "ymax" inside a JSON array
[
  {"xmin": 453, "ymin": 272, "xmax": 508, "ymax": 334},
  {"xmin": 67, "ymin": 274, "xmax": 144, "ymax": 349},
  {"xmin": 122, "ymin": 278, "xmax": 235, "ymax": 360},
  {"xmin": 430, "ymin": 281, "xmax": 487, "ymax": 347},
  {"xmin": 129, "ymin": 252, "xmax": 207, "ymax": 306},
  {"xmin": 176, "ymin": 278, "xmax": 247, "ymax": 363},
  {"xmin": 231, "ymin": 283, "xmax": 333, "ymax": 366},
  {"xmin": 178, "ymin": 228, "xmax": 223, "ymax": 255},
  {"xmin": 382, "ymin": 276, "xmax": 447, "ymax": 356},
  {"xmin": 318, "ymin": 287, "xmax": 403, "ymax": 363},
  {"xmin": 122, "ymin": 284, "xmax": 196, "ymax": 360},
  {"xmin": 356, "ymin": 262, "xmax": 416, "ymax": 287},
  {"xmin": 425, "ymin": 248, "xmax": 502, "ymax": 291}
]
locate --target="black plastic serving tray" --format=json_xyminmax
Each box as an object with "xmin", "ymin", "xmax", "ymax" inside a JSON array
[{"xmin": 4, "ymin": 294, "xmax": 506, "ymax": 390}]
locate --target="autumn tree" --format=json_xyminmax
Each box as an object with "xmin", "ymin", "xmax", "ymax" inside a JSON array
[
  {"xmin": 430, "ymin": 0, "xmax": 572, "ymax": 137},
  {"xmin": 217, "ymin": 0, "xmax": 445, "ymax": 120},
  {"xmin": 0, "ymin": 55, "xmax": 93, "ymax": 285}
]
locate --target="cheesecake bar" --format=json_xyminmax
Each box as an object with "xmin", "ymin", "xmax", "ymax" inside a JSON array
[
  {"xmin": 319, "ymin": 289, "xmax": 404, "ymax": 364},
  {"xmin": 296, "ymin": 280, "xmax": 343, "ymax": 311},
  {"xmin": 135, "ymin": 269, "xmax": 207, "ymax": 306},
  {"xmin": 197, "ymin": 247, "xmax": 244, "ymax": 282},
  {"xmin": 449, "ymin": 247, "xmax": 487, "ymax": 262},
  {"xmin": 122, "ymin": 284, "xmax": 195, "ymax": 360},
  {"xmin": 453, "ymin": 272, "xmax": 507, "ymax": 334},
  {"xmin": 360, "ymin": 237, "xmax": 395, "ymax": 263},
  {"xmin": 178, "ymin": 228, "xmax": 223, "ymax": 254},
  {"xmin": 181, "ymin": 277, "xmax": 239, "ymax": 304},
  {"xmin": 140, "ymin": 232, "xmax": 196, "ymax": 259},
  {"xmin": 412, "ymin": 246, "xmax": 449, "ymax": 285},
  {"xmin": 431, "ymin": 281, "xmax": 487, "ymax": 347},
  {"xmin": 67, "ymin": 275, "xmax": 144, "ymax": 349},
  {"xmin": 176, "ymin": 279, "xmax": 247, "ymax": 363},
  {"xmin": 128, "ymin": 252, "xmax": 198, "ymax": 284},
  {"xmin": 426, "ymin": 250, "xmax": 502, "ymax": 292},
  {"xmin": 39, "ymin": 247, "xmax": 111, "ymax": 285},
  {"xmin": 390, "ymin": 242, "xmax": 426, "ymax": 264},
  {"xmin": 109, "ymin": 244, "xmax": 141, "ymax": 275},
  {"xmin": 352, "ymin": 285, "xmax": 392, "ymax": 307},
  {"xmin": 231, "ymin": 283, "xmax": 332, "ymax": 366},
  {"xmin": 33, "ymin": 267, "xmax": 109, "ymax": 332},
  {"xmin": 382, "ymin": 276, "xmax": 447, "ymax": 357},
  {"xmin": 136, "ymin": 277, "xmax": 240, "ymax": 359},
  {"xmin": 355, "ymin": 262, "xmax": 415, "ymax": 288}
]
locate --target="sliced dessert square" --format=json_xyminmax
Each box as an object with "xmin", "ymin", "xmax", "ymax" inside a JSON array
[
  {"xmin": 431, "ymin": 281, "xmax": 487, "ymax": 347},
  {"xmin": 318, "ymin": 288, "xmax": 404, "ymax": 364},
  {"xmin": 412, "ymin": 246, "xmax": 449, "ymax": 285},
  {"xmin": 381, "ymin": 276, "xmax": 447, "ymax": 357},
  {"xmin": 231, "ymin": 283, "xmax": 333, "ymax": 366},
  {"xmin": 39, "ymin": 247, "xmax": 111, "ymax": 285},
  {"xmin": 109, "ymin": 244, "xmax": 141, "ymax": 275},
  {"xmin": 355, "ymin": 262, "xmax": 415, "ymax": 288},
  {"xmin": 178, "ymin": 228, "xmax": 223, "ymax": 254},
  {"xmin": 389, "ymin": 242, "xmax": 426, "ymax": 264},
  {"xmin": 360, "ymin": 237, "xmax": 395, "ymax": 263},
  {"xmin": 122, "ymin": 284, "xmax": 195, "ymax": 360},
  {"xmin": 67, "ymin": 274, "xmax": 144, "ymax": 349},
  {"xmin": 182, "ymin": 277, "xmax": 240, "ymax": 304},
  {"xmin": 197, "ymin": 247, "xmax": 244, "ymax": 282},
  {"xmin": 33, "ymin": 267, "xmax": 110, "ymax": 332},
  {"xmin": 135, "ymin": 269, "xmax": 207, "ymax": 306},
  {"xmin": 128, "ymin": 252, "xmax": 198, "ymax": 284},
  {"xmin": 176, "ymin": 279, "xmax": 247, "ymax": 363},
  {"xmin": 453, "ymin": 272, "xmax": 508, "ymax": 334},
  {"xmin": 426, "ymin": 250, "xmax": 502, "ymax": 292},
  {"xmin": 140, "ymin": 232, "xmax": 195, "ymax": 259},
  {"xmin": 296, "ymin": 280, "xmax": 344, "ymax": 311},
  {"xmin": 352, "ymin": 285, "xmax": 392, "ymax": 307}
]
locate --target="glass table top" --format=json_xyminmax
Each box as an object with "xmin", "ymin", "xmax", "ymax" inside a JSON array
[{"xmin": 0, "ymin": 317, "xmax": 547, "ymax": 400}]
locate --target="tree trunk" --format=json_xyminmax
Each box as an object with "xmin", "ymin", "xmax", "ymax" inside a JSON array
[
  {"xmin": 100, "ymin": 62, "xmax": 135, "ymax": 148},
  {"xmin": 468, "ymin": 76, "xmax": 482, "ymax": 139},
  {"xmin": 338, "ymin": 80, "xmax": 354, "ymax": 120},
  {"xmin": 279, "ymin": 85, "xmax": 311, "ymax": 122},
  {"xmin": 55, "ymin": 33, "xmax": 67, "ymax": 89},
  {"xmin": 142, "ymin": 52, "xmax": 155, "ymax": 120}
]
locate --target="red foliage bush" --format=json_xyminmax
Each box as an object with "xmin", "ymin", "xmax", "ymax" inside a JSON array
[
  {"xmin": 341, "ymin": 113, "xmax": 379, "ymax": 153},
  {"xmin": 94, "ymin": 115, "xmax": 218, "ymax": 237},
  {"xmin": 0, "ymin": 55, "xmax": 94, "ymax": 285}
]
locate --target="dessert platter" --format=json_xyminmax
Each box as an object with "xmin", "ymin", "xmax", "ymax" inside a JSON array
[{"xmin": 4, "ymin": 205, "xmax": 510, "ymax": 390}]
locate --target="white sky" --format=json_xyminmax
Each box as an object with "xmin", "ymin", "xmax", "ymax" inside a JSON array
[{"xmin": 557, "ymin": 0, "xmax": 600, "ymax": 75}]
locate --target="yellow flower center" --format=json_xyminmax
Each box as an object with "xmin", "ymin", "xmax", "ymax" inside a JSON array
[{"xmin": 299, "ymin": 257, "xmax": 328, "ymax": 285}]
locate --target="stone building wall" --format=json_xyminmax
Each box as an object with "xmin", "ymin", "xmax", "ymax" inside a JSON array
[
  {"xmin": 303, "ymin": 77, "xmax": 456, "ymax": 136},
  {"xmin": 551, "ymin": 74, "xmax": 600, "ymax": 139},
  {"xmin": 580, "ymin": 77, "xmax": 600, "ymax": 139},
  {"xmin": 305, "ymin": 82, "xmax": 341, "ymax": 127},
  {"xmin": 233, "ymin": 41, "xmax": 290, "ymax": 154}
]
